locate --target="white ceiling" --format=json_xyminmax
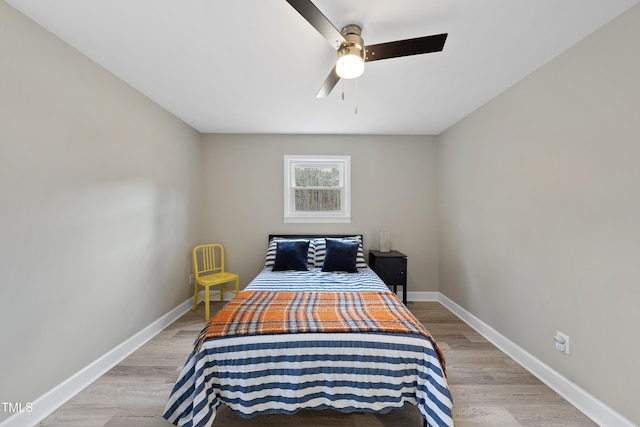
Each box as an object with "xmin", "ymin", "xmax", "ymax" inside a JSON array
[{"xmin": 6, "ymin": 0, "xmax": 639, "ymax": 135}]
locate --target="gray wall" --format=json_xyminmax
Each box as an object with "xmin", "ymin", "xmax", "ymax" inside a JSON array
[
  {"xmin": 0, "ymin": 3, "xmax": 203, "ymax": 422},
  {"xmin": 200, "ymin": 134, "xmax": 439, "ymax": 293},
  {"xmin": 437, "ymin": 5, "xmax": 640, "ymax": 425}
]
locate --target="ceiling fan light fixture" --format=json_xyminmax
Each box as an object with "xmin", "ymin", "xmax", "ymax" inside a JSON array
[
  {"xmin": 336, "ymin": 46, "xmax": 365, "ymax": 79},
  {"xmin": 335, "ymin": 24, "xmax": 365, "ymax": 79}
]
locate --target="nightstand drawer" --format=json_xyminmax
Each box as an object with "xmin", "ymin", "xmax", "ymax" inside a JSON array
[{"xmin": 375, "ymin": 258, "xmax": 406, "ymax": 284}]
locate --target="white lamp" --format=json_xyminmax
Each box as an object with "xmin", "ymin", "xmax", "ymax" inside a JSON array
[
  {"xmin": 380, "ymin": 230, "xmax": 391, "ymax": 252},
  {"xmin": 336, "ymin": 24, "xmax": 365, "ymax": 80}
]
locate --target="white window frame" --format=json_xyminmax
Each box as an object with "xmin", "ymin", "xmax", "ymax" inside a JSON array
[{"xmin": 284, "ymin": 155, "xmax": 351, "ymax": 223}]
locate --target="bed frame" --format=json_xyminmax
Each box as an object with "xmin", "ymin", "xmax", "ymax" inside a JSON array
[{"xmin": 268, "ymin": 234, "xmax": 364, "ymax": 244}]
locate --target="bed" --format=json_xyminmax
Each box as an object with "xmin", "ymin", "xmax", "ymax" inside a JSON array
[{"xmin": 163, "ymin": 235, "xmax": 453, "ymax": 427}]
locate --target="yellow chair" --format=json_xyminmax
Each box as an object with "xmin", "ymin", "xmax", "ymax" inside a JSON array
[{"xmin": 192, "ymin": 244, "xmax": 239, "ymax": 320}]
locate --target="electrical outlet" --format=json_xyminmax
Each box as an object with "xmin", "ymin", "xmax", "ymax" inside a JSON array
[
  {"xmin": 189, "ymin": 274, "xmax": 194, "ymax": 285},
  {"xmin": 554, "ymin": 331, "xmax": 570, "ymax": 355}
]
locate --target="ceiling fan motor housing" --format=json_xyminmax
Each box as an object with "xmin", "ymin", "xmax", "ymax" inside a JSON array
[{"xmin": 336, "ymin": 24, "xmax": 365, "ymax": 79}]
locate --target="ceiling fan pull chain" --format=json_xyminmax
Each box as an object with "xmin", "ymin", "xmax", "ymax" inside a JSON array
[
  {"xmin": 355, "ymin": 79, "xmax": 358, "ymax": 114},
  {"xmin": 341, "ymin": 78, "xmax": 345, "ymax": 101}
]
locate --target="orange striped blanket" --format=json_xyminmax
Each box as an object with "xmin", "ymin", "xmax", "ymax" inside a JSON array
[{"xmin": 198, "ymin": 291, "xmax": 446, "ymax": 373}]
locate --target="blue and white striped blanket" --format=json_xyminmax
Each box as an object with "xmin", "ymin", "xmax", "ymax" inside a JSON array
[
  {"xmin": 246, "ymin": 267, "xmax": 391, "ymax": 292},
  {"xmin": 163, "ymin": 268, "xmax": 453, "ymax": 427}
]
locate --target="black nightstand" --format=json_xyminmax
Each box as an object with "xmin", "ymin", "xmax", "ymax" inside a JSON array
[{"xmin": 369, "ymin": 250, "xmax": 407, "ymax": 304}]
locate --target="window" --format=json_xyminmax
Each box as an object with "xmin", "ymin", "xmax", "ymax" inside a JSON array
[{"xmin": 284, "ymin": 155, "xmax": 351, "ymax": 223}]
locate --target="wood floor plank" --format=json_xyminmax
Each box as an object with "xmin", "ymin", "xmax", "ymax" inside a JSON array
[{"xmin": 37, "ymin": 301, "xmax": 597, "ymax": 427}]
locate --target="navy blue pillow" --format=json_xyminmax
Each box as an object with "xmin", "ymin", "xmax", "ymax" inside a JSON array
[
  {"xmin": 321, "ymin": 238, "xmax": 359, "ymax": 273},
  {"xmin": 272, "ymin": 240, "xmax": 310, "ymax": 271}
]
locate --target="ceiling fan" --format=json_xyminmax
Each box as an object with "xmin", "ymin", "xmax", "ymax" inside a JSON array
[{"xmin": 286, "ymin": 0, "xmax": 448, "ymax": 98}]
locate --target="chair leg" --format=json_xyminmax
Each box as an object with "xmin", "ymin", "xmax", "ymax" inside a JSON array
[
  {"xmin": 234, "ymin": 277, "xmax": 239, "ymax": 294},
  {"xmin": 204, "ymin": 285, "xmax": 210, "ymax": 320}
]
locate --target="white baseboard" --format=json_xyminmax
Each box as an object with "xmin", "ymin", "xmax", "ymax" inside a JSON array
[
  {"xmin": 0, "ymin": 298, "xmax": 193, "ymax": 427},
  {"xmin": 438, "ymin": 293, "xmax": 635, "ymax": 427}
]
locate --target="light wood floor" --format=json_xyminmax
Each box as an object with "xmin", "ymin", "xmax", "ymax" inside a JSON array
[{"xmin": 37, "ymin": 302, "xmax": 597, "ymax": 427}]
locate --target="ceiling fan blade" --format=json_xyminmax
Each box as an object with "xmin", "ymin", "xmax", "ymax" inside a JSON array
[
  {"xmin": 285, "ymin": 0, "xmax": 347, "ymax": 49},
  {"xmin": 365, "ymin": 33, "xmax": 448, "ymax": 62},
  {"xmin": 316, "ymin": 66, "xmax": 340, "ymax": 98}
]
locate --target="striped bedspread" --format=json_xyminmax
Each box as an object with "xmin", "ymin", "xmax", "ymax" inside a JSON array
[
  {"xmin": 164, "ymin": 271, "xmax": 453, "ymax": 427},
  {"xmin": 245, "ymin": 266, "xmax": 391, "ymax": 292}
]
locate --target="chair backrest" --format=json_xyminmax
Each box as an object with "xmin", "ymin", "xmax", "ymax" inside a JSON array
[{"xmin": 192, "ymin": 244, "xmax": 226, "ymax": 278}]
